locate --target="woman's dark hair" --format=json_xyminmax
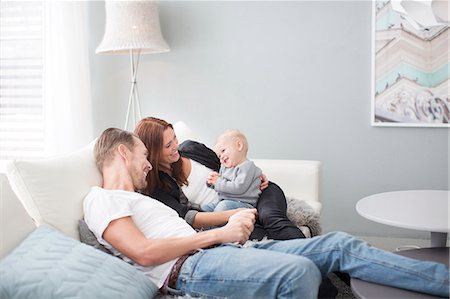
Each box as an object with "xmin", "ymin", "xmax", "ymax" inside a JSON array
[{"xmin": 134, "ymin": 117, "xmax": 187, "ymax": 194}]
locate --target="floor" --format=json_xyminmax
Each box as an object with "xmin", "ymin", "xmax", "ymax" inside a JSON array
[{"xmin": 356, "ymin": 235, "xmax": 433, "ymax": 251}]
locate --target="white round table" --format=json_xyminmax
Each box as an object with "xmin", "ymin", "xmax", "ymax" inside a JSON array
[{"xmin": 356, "ymin": 190, "xmax": 449, "ymax": 247}]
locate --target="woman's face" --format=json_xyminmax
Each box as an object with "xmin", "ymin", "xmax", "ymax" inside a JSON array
[{"xmin": 160, "ymin": 127, "xmax": 180, "ymax": 166}]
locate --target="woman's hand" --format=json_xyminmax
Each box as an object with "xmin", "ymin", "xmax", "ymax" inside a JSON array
[{"xmin": 260, "ymin": 174, "xmax": 269, "ymax": 190}]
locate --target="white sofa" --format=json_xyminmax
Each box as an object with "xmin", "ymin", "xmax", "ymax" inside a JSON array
[
  {"xmin": 0, "ymin": 143, "xmax": 321, "ymax": 297},
  {"xmin": 1, "ymin": 145, "xmax": 321, "ymax": 260},
  {"xmin": 253, "ymin": 159, "xmax": 322, "ymax": 214}
]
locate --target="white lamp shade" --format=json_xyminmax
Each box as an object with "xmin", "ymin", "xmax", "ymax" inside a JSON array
[{"xmin": 96, "ymin": 0, "xmax": 170, "ymax": 54}]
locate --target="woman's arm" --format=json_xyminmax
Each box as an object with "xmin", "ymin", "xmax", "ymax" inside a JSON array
[{"xmin": 191, "ymin": 209, "xmax": 246, "ymax": 229}]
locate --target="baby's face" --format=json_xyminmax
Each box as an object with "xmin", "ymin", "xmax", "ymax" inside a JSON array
[{"xmin": 215, "ymin": 137, "xmax": 245, "ymax": 168}]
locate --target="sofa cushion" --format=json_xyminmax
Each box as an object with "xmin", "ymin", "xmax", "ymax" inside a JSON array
[
  {"xmin": 253, "ymin": 159, "xmax": 322, "ymax": 214},
  {"xmin": 5, "ymin": 141, "xmax": 101, "ymax": 240},
  {"xmin": 0, "ymin": 225, "xmax": 158, "ymax": 299}
]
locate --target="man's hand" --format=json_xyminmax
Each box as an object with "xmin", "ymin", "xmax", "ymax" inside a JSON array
[
  {"xmin": 260, "ymin": 174, "xmax": 269, "ymax": 190},
  {"xmin": 207, "ymin": 171, "xmax": 220, "ymax": 185},
  {"xmin": 217, "ymin": 209, "xmax": 257, "ymax": 244}
]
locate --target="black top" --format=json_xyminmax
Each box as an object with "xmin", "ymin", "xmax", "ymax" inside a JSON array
[
  {"xmin": 147, "ymin": 140, "xmax": 218, "ymax": 226},
  {"xmin": 178, "ymin": 140, "xmax": 220, "ymax": 172}
]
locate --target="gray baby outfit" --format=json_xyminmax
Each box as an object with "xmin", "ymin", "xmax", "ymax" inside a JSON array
[{"xmin": 214, "ymin": 160, "xmax": 262, "ymax": 206}]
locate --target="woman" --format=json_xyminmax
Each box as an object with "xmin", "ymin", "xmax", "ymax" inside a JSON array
[{"xmin": 134, "ymin": 117, "xmax": 306, "ymax": 240}]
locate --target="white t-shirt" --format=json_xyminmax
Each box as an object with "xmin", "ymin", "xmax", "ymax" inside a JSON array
[
  {"xmin": 181, "ymin": 159, "xmax": 219, "ymax": 206},
  {"xmin": 83, "ymin": 186, "xmax": 196, "ymax": 288}
]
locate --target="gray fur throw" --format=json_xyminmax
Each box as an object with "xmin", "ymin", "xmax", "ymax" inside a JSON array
[{"xmin": 286, "ymin": 197, "xmax": 322, "ymax": 237}]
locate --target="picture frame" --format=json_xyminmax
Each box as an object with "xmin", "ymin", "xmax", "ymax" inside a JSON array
[{"xmin": 371, "ymin": 0, "xmax": 449, "ymax": 127}]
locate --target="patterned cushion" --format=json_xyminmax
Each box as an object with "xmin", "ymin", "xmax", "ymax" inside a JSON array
[{"xmin": 0, "ymin": 225, "xmax": 158, "ymax": 299}]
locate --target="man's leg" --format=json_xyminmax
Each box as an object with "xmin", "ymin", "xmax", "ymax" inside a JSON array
[
  {"xmin": 168, "ymin": 245, "xmax": 322, "ymax": 299},
  {"xmin": 251, "ymin": 232, "xmax": 450, "ymax": 297}
]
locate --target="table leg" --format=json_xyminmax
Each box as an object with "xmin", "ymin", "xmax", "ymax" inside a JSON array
[{"xmin": 430, "ymin": 232, "xmax": 447, "ymax": 247}]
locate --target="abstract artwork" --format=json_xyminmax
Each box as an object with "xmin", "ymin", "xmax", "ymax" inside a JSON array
[{"xmin": 372, "ymin": 0, "xmax": 449, "ymax": 127}]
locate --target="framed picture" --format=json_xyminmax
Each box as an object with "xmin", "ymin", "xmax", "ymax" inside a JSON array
[{"xmin": 372, "ymin": 0, "xmax": 449, "ymax": 127}]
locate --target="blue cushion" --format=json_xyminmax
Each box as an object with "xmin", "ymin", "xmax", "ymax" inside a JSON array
[{"xmin": 0, "ymin": 225, "xmax": 158, "ymax": 299}]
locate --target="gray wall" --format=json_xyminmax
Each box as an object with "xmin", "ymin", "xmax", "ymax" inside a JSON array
[{"xmin": 87, "ymin": 1, "xmax": 448, "ymax": 238}]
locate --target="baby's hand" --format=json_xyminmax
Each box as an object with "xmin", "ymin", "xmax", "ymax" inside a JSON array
[{"xmin": 207, "ymin": 172, "xmax": 220, "ymax": 185}]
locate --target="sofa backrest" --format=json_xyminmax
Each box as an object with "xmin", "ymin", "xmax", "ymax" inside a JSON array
[{"xmin": 253, "ymin": 159, "xmax": 321, "ymax": 213}]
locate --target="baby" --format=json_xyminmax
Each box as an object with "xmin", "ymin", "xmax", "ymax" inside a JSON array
[{"xmin": 203, "ymin": 129, "xmax": 262, "ymax": 212}]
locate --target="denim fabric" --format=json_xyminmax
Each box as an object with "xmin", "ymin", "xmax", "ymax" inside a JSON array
[
  {"xmin": 169, "ymin": 232, "xmax": 449, "ymax": 298},
  {"xmin": 202, "ymin": 199, "xmax": 254, "ymax": 212},
  {"xmin": 168, "ymin": 244, "xmax": 321, "ymax": 298}
]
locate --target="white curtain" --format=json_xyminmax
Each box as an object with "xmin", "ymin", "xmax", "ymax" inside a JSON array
[{"xmin": 44, "ymin": 1, "xmax": 93, "ymax": 156}]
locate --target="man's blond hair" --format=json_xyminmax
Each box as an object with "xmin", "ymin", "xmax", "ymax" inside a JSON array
[{"xmin": 94, "ymin": 128, "xmax": 137, "ymax": 172}]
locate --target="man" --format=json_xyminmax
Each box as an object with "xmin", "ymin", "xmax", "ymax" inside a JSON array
[{"xmin": 84, "ymin": 128, "xmax": 449, "ymax": 298}]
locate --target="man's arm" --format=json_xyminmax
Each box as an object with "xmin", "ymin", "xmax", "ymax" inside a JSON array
[{"xmin": 102, "ymin": 209, "xmax": 257, "ymax": 267}]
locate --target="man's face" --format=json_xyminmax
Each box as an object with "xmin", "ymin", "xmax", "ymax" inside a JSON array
[{"xmin": 129, "ymin": 137, "xmax": 152, "ymax": 190}]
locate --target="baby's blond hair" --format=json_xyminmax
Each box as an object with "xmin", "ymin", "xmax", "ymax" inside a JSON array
[{"xmin": 216, "ymin": 129, "xmax": 249, "ymax": 155}]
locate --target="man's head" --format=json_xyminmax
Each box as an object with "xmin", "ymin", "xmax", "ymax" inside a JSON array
[
  {"xmin": 95, "ymin": 128, "xmax": 152, "ymax": 190},
  {"xmin": 214, "ymin": 129, "xmax": 248, "ymax": 168}
]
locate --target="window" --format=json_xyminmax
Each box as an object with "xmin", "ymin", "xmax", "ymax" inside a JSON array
[{"xmin": 0, "ymin": 1, "xmax": 45, "ymax": 163}]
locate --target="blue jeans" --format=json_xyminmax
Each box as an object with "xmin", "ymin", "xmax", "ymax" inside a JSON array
[
  {"xmin": 167, "ymin": 232, "xmax": 449, "ymax": 298},
  {"xmin": 202, "ymin": 199, "xmax": 254, "ymax": 212}
]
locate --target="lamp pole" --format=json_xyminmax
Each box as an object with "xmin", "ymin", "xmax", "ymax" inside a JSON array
[{"xmin": 124, "ymin": 49, "xmax": 143, "ymax": 130}]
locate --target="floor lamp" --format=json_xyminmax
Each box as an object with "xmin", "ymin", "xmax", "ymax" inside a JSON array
[{"xmin": 96, "ymin": 0, "xmax": 170, "ymax": 130}]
